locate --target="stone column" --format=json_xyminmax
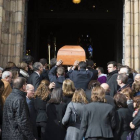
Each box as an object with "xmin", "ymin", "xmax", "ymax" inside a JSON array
[
  {"xmin": 124, "ymin": 0, "xmax": 140, "ymax": 72},
  {"xmin": 0, "ymin": 0, "xmax": 25, "ymax": 68}
]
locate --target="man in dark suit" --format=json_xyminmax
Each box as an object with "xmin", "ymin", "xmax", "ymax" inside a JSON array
[
  {"xmin": 107, "ymin": 61, "xmax": 119, "ymax": 97},
  {"xmin": 66, "ymin": 61, "xmax": 93, "ymax": 91},
  {"xmin": 39, "ymin": 58, "xmax": 49, "ymax": 81},
  {"xmin": 49, "ymin": 60, "xmax": 65, "ymax": 88},
  {"xmin": 86, "ymin": 59, "xmax": 98, "ymax": 80},
  {"xmin": 26, "ymin": 84, "xmax": 38, "ymax": 139},
  {"xmin": 28, "ymin": 62, "xmax": 43, "ymax": 91},
  {"xmin": 117, "ymin": 73, "xmax": 129, "ymax": 92}
]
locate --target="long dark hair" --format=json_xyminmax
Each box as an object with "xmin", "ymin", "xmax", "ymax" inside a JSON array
[{"xmin": 48, "ymin": 88, "xmax": 63, "ymax": 103}]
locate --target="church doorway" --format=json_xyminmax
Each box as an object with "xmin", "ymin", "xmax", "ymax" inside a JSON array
[{"xmin": 26, "ymin": 0, "xmax": 123, "ymax": 71}]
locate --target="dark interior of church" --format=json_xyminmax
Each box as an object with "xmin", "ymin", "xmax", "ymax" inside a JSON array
[{"xmin": 27, "ymin": 0, "xmax": 123, "ymax": 71}]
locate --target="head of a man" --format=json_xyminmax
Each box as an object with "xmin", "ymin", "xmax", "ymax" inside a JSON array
[
  {"xmin": 39, "ymin": 58, "xmax": 47, "ymax": 68},
  {"xmin": 135, "ymin": 74, "xmax": 140, "ymax": 82},
  {"xmin": 101, "ymin": 83, "xmax": 110, "ymax": 93},
  {"xmin": 119, "ymin": 67, "xmax": 129, "ymax": 75},
  {"xmin": 78, "ymin": 61, "xmax": 87, "ymax": 70},
  {"xmin": 107, "ymin": 61, "xmax": 117, "ymax": 73},
  {"xmin": 33, "ymin": 62, "xmax": 43, "ymax": 74},
  {"xmin": 117, "ymin": 73, "xmax": 128, "ymax": 87},
  {"xmin": 96, "ymin": 67, "xmax": 104, "ymax": 76},
  {"xmin": 13, "ymin": 77, "xmax": 27, "ymax": 92},
  {"xmin": 2, "ymin": 71, "xmax": 12, "ymax": 83},
  {"xmin": 57, "ymin": 67, "xmax": 65, "ymax": 77},
  {"xmin": 26, "ymin": 84, "xmax": 34, "ymax": 99},
  {"xmin": 86, "ymin": 60, "xmax": 94, "ymax": 68}
]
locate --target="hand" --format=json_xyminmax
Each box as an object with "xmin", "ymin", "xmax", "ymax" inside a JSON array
[
  {"xmin": 49, "ymin": 82, "xmax": 55, "ymax": 89},
  {"xmin": 73, "ymin": 60, "xmax": 79, "ymax": 66},
  {"xmin": 67, "ymin": 66, "xmax": 72, "ymax": 71},
  {"xmin": 130, "ymin": 122, "xmax": 135, "ymax": 129},
  {"xmin": 56, "ymin": 60, "xmax": 63, "ymax": 66}
]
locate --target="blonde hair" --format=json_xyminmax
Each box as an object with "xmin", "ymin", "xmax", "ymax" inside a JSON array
[
  {"xmin": 91, "ymin": 86, "xmax": 106, "ymax": 103},
  {"xmin": 72, "ymin": 88, "xmax": 88, "ymax": 104},
  {"xmin": 17, "ymin": 62, "xmax": 28, "ymax": 71},
  {"xmin": 34, "ymin": 80, "xmax": 50, "ymax": 101},
  {"xmin": 5, "ymin": 62, "xmax": 16, "ymax": 68},
  {"xmin": 62, "ymin": 79, "xmax": 75, "ymax": 96},
  {"xmin": 120, "ymin": 87, "xmax": 133, "ymax": 100}
]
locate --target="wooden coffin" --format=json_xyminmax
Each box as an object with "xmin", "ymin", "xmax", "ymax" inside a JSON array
[{"xmin": 57, "ymin": 45, "xmax": 86, "ymax": 65}]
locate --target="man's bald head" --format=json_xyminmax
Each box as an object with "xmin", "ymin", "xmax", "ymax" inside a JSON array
[
  {"xmin": 135, "ymin": 74, "xmax": 140, "ymax": 82},
  {"xmin": 101, "ymin": 83, "xmax": 110, "ymax": 93},
  {"xmin": 26, "ymin": 84, "xmax": 34, "ymax": 99}
]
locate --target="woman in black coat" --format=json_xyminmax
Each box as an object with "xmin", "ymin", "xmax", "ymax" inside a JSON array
[
  {"xmin": 44, "ymin": 88, "xmax": 67, "ymax": 140},
  {"xmin": 79, "ymin": 86, "xmax": 116, "ymax": 140},
  {"xmin": 34, "ymin": 80, "xmax": 53, "ymax": 140},
  {"xmin": 130, "ymin": 95, "xmax": 140, "ymax": 140},
  {"xmin": 114, "ymin": 93, "xmax": 133, "ymax": 140}
]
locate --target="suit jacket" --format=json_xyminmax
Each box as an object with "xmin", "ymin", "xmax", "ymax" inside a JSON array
[
  {"xmin": 79, "ymin": 102, "xmax": 116, "ymax": 140},
  {"xmin": 27, "ymin": 72, "xmax": 41, "ymax": 91},
  {"xmin": 45, "ymin": 102, "xmax": 67, "ymax": 140},
  {"xmin": 40, "ymin": 69, "xmax": 49, "ymax": 81},
  {"xmin": 107, "ymin": 70, "xmax": 119, "ymax": 97},
  {"xmin": 26, "ymin": 97, "xmax": 38, "ymax": 139},
  {"xmin": 48, "ymin": 66, "xmax": 65, "ymax": 88},
  {"xmin": 114, "ymin": 108, "xmax": 133, "ymax": 140},
  {"xmin": 87, "ymin": 67, "xmax": 98, "ymax": 80},
  {"xmin": 66, "ymin": 68, "xmax": 93, "ymax": 91}
]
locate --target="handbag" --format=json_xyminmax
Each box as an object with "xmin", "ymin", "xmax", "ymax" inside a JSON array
[
  {"xmin": 68, "ymin": 102, "xmax": 80, "ymax": 125},
  {"xmin": 127, "ymin": 131, "xmax": 134, "ymax": 140}
]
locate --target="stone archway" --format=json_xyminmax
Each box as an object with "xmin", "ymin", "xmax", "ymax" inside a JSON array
[{"xmin": 0, "ymin": 0, "xmax": 25, "ymax": 67}]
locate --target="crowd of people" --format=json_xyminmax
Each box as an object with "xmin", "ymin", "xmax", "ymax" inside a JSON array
[{"xmin": 0, "ymin": 55, "xmax": 140, "ymax": 140}]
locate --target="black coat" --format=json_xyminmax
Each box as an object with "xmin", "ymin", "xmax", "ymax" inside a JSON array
[
  {"xmin": 26, "ymin": 97, "xmax": 38, "ymax": 139},
  {"xmin": 132, "ymin": 110, "xmax": 140, "ymax": 140},
  {"xmin": 48, "ymin": 66, "xmax": 65, "ymax": 88},
  {"xmin": 107, "ymin": 70, "xmax": 119, "ymax": 97},
  {"xmin": 27, "ymin": 72, "xmax": 41, "ymax": 91},
  {"xmin": 2, "ymin": 89, "xmax": 34, "ymax": 140},
  {"xmin": 114, "ymin": 108, "xmax": 133, "ymax": 140},
  {"xmin": 87, "ymin": 67, "xmax": 98, "ymax": 80},
  {"xmin": 34, "ymin": 97, "xmax": 49, "ymax": 123},
  {"xmin": 44, "ymin": 102, "xmax": 67, "ymax": 140},
  {"xmin": 79, "ymin": 102, "xmax": 116, "ymax": 140},
  {"xmin": 66, "ymin": 68, "xmax": 93, "ymax": 91},
  {"xmin": 63, "ymin": 95, "xmax": 73, "ymax": 105},
  {"xmin": 85, "ymin": 89, "xmax": 91, "ymax": 102},
  {"xmin": 40, "ymin": 69, "xmax": 49, "ymax": 81}
]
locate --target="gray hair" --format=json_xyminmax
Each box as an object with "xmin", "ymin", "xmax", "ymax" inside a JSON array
[
  {"xmin": 2, "ymin": 71, "xmax": 11, "ymax": 79},
  {"xmin": 26, "ymin": 84, "xmax": 33, "ymax": 90},
  {"xmin": 33, "ymin": 62, "xmax": 42, "ymax": 71}
]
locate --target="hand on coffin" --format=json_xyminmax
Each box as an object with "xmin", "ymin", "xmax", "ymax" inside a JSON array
[{"xmin": 56, "ymin": 60, "xmax": 63, "ymax": 66}]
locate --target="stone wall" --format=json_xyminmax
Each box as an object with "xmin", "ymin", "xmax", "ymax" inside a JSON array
[{"xmin": 0, "ymin": 0, "xmax": 25, "ymax": 68}]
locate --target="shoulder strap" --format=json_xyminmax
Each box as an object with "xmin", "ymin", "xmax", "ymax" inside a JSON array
[{"xmin": 71, "ymin": 102, "xmax": 76, "ymax": 114}]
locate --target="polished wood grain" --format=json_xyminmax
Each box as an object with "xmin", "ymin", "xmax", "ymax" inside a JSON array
[{"xmin": 57, "ymin": 45, "xmax": 86, "ymax": 65}]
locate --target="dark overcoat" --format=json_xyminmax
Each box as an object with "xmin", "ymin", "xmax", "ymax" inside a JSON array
[{"xmin": 2, "ymin": 89, "xmax": 34, "ymax": 140}]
